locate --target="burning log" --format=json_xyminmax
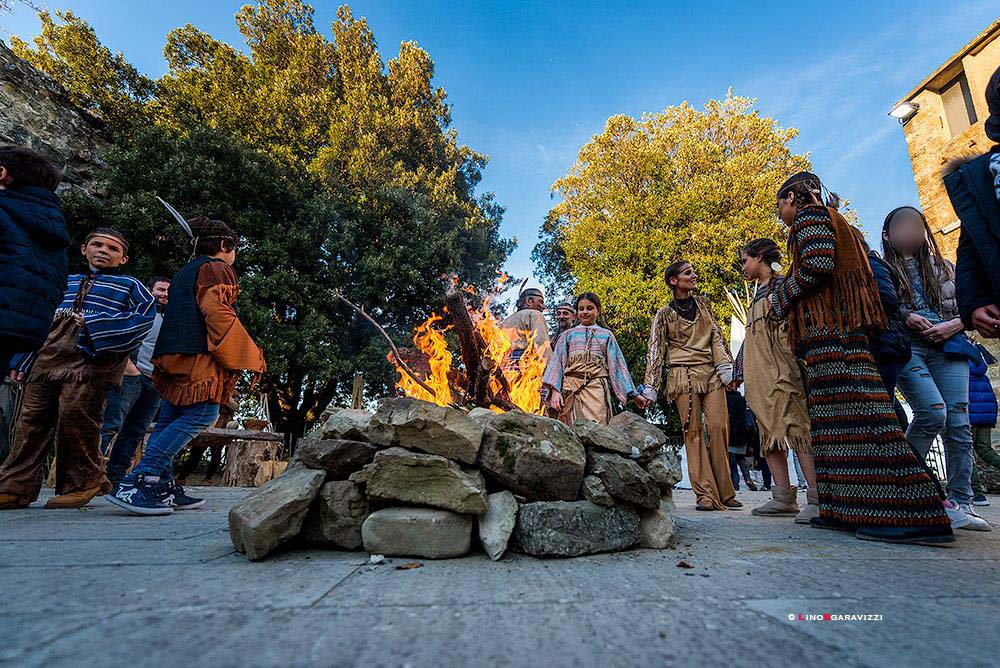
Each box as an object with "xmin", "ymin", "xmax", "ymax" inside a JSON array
[{"xmin": 444, "ymin": 279, "xmax": 517, "ymax": 411}]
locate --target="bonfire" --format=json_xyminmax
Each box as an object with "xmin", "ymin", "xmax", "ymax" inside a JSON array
[{"xmin": 389, "ymin": 275, "xmax": 549, "ymax": 414}]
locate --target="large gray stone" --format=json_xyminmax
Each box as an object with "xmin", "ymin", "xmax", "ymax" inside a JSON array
[
  {"xmin": 643, "ymin": 451, "xmax": 683, "ymax": 493},
  {"xmin": 365, "ymin": 447, "xmax": 487, "ymax": 514},
  {"xmin": 477, "ymin": 409, "xmax": 585, "ymax": 501},
  {"xmin": 581, "ymin": 475, "xmax": 614, "ymax": 506},
  {"xmin": 361, "ymin": 507, "xmax": 472, "ymax": 559},
  {"xmin": 294, "ymin": 439, "xmax": 378, "ymax": 478},
  {"xmin": 368, "ymin": 397, "xmax": 483, "ymax": 464},
  {"xmin": 478, "ymin": 491, "xmax": 518, "ymax": 561},
  {"xmin": 514, "ymin": 501, "xmax": 641, "ymax": 557},
  {"xmin": 608, "ymin": 412, "xmax": 666, "ymax": 457},
  {"xmin": 228, "ymin": 468, "xmax": 326, "ymax": 561},
  {"xmin": 639, "ymin": 496, "xmax": 677, "ymax": 549},
  {"xmin": 319, "ymin": 408, "xmax": 373, "ymax": 442},
  {"xmin": 572, "ymin": 419, "xmax": 636, "ymax": 457},
  {"xmin": 587, "ymin": 451, "xmax": 660, "ymax": 510},
  {"xmin": 302, "ymin": 480, "xmax": 369, "ymax": 549},
  {"xmin": 466, "ymin": 407, "xmax": 499, "ymax": 428}
]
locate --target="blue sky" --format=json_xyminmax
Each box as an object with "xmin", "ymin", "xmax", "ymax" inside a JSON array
[{"xmin": 3, "ymin": 0, "xmax": 998, "ymax": 295}]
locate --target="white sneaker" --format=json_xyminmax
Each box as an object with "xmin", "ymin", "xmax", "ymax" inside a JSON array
[
  {"xmin": 959, "ymin": 504, "xmax": 993, "ymax": 532},
  {"xmin": 944, "ymin": 502, "xmax": 971, "ymax": 529}
]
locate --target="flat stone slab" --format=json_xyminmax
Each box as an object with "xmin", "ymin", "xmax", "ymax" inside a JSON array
[
  {"xmin": 365, "ymin": 447, "xmax": 487, "ymax": 514},
  {"xmin": 362, "ymin": 507, "xmax": 471, "ymax": 559},
  {"xmin": 514, "ymin": 500, "xmax": 641, "ymax": 557},
  {"xmin": 368, "ymin": 397, "xmax": 483, "ymax": 464}
]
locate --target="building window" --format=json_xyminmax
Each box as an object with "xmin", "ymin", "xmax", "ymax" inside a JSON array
[{"xmin": 941, "ymin": 71, "xmax": 978, "ymax": 138}]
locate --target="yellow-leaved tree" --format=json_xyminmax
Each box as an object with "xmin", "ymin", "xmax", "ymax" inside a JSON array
[{"xmin": 534, "ymin": 92, "xmax": 810, "ymax": 380}]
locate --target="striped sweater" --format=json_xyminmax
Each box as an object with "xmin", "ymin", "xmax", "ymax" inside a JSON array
[{"xmin": 16, "ymin": 270, "xmax": 155, "ymax": 374}]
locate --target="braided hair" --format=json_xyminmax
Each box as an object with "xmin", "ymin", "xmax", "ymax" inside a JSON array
[{"xmin": 777, "ymin": 171, "xmax": 840, "ymax": 209}]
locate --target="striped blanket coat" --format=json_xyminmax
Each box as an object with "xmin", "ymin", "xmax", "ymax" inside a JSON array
[{"xmin": 15, "ymin": 271, "xmax": 155, "ymax": 373}]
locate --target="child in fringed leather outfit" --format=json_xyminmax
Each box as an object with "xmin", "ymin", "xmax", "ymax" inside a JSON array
[
  {"xmin": 0, "ymin": 228, "xmax": 155, "ymax": 509},
  {"xmin": 643, "ymin": 261, "xmax": 741, "ymax": 512},
  {"xmin": 108, "ymin": 217, "xmax": 265, "ymax": 516},
  {"xmin": 735, "ymin": 238, "xmax": 819, "ymax": 522}
]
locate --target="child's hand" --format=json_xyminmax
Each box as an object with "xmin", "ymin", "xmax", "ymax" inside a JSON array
[
  {"xmin": 8, "ymin": 369, "xmax": 25, "ymax": 383},
  {"xmin": 550, "ymin": 390, "xmax": 564, "ymax": 412},
  {"xmin": 73, "ymin": 312, "xmax": 85, "ymax": 327}
]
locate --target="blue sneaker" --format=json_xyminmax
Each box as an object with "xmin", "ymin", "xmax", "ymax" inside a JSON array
[
  {"xmin": 158, "ymin": 478, "xmax": 206, "ymax": 510},
  {"xmin": 105, "ymin": 473, "xmax": 174, "ymax": 516}
]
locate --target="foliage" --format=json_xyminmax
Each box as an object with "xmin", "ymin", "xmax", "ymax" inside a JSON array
[
  {"xmin": 9, "ymin": 10, "xmax": 155, "ymax": 129},
  {"xmin": 32, "ymin": 0, "xmax": 511, "ymax": 440},
  {"xmin": 534, "ymin": 92, "xmax": 810, "ymax": 381}
]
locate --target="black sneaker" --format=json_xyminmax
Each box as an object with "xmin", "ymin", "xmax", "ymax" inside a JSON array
[
  {"xmin": 158, "ymin": 478, "xmax": 206, "ymax": 510},
  {"xmin": 105, "ymin": 473, "xmax": 174, "ymax": 516}
]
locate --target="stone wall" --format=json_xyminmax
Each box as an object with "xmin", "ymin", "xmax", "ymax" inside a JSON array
[
  {"xmin": 899, "ymin": 32, "xmax": 999, "ymax": 260},
  {"xmin": 0, "ymin": 39, "xmax": 108, "ymax": 194},
  {"xmin": 897, "ymin": 28, "xmax": 1000, "ymax": 392}
]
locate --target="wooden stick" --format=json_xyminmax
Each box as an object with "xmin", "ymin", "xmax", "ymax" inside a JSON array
[{"xmin": 333, "ymin": 291, "xmax": 439, "ymax": 400}]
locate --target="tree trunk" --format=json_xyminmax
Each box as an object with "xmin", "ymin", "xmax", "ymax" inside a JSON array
[{"xmin": 221, "ymin": 439, "xmax": 284, "ymax": 487}]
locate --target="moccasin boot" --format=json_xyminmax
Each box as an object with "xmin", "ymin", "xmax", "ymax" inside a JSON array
[
  {"xmin": 44, "ymin": 485, "xmax": 103, "ymax": 509},
  {"xmin": 751, "ymin": 485, "xmax": 799, "ymax": 516},
  {"xmin": 0, "ymin": 493, "xmax": 31, "ymax": 510},
  {"xmin": 794, "ymin": 488, "xmax": 820, "ymax": 524}
]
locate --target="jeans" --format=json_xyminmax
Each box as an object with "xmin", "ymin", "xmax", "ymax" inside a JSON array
[
  {"xmin": 132, "ymin": 400, "xmax": 219, "ymax": 479},
  {"xmin": 897, "ymin": 339, "xmax": 974, "ymax": 504},
  {"xmin": 971, "ymin": 426, "xmax": 1000, "ymax": 497},
  {"xmin": 102, "ymin": 375, "xmax": 161, "ymax": 480},
  {"xmin": 728, "ymin": 453, "xmax": 751, "ymax": 490},
  {"xmin": 791, "ymin": 451, "xmax": 807, "ymax": 488}
]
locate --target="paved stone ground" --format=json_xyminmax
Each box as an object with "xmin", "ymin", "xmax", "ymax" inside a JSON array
[{"xmin": 1, "ymin": 487, "xmax": 997, "ymax": 668}]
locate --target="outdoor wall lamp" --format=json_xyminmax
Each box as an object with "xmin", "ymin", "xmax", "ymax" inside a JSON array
[{"xmin": 889, "ymin": 101, "xmax": 920, "ymax": 124}]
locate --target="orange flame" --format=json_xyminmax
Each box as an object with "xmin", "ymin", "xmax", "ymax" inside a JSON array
[
  {"xmin": 390, "ymin": 275, "xmax": 549, "ymax": 414},
  {"xmin": 389, "ymin": 313, "xmax": 454, "ymax": 405}
]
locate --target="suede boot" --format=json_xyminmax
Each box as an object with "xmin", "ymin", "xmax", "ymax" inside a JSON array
[
  {"xmin": 794, "ymin": 488, "xmax": 820, "ymax": 524},
  {"xmin": 0, "ymin": 493, "xmax": 31, "ymax": 510},
  {"xmin": 44, "ymin": 485, "xmax": 103, "ymax": 509},
  {"xmin": 751, "ymin": 485, "xmax": 799, "ymax": 516}
]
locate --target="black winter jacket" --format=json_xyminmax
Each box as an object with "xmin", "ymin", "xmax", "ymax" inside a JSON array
[
  {"xmin": 0, "ymin": 186, "xmax": 70, "ymax": 351},
  {"xmin": 943, "ymin": 150, "xmax": 1000, "ymax": 326}
]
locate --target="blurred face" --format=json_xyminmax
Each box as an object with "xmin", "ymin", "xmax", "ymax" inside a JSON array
[
  {"xmin": 150, "ymin": 280, "xmax": 170, "ymax": 306},
  {"xmin": 777, "ymin": 192, "xmax": 797, "ymax": 226},
  {"xmin": 524, "ymin": 294, "xmax": 545, "ymax": 312},
  {"xmin": 577, "ymin": 298, "xmax": 599, "ymax": 326},
  {"xmin": 0, "ymin": 166, "xmax": 11, "ymax": 189},
  {"xmin": 669, "ymin": 263, "xmax": 697, "ymax": 293},
  {"xmin": 883, "ymin": 209, "xmax": 927, "ymax": 256},
  {"xmin": 555, "ymin": 307, "xmax": 576, "ymax": 328},
  {"xmin": 740, "ymin": 252, "xmax": 765, "ymax": 281},
  {"xmin": 81, "ymin": 235, "xmax": 127, "ymax": 270}
]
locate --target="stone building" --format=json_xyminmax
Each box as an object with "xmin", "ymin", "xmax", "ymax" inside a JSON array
[
  {"xmin": 890, "ymin": 18, "xmax": 1000, "ymax": 259},
  {"xmin": 0, "ymin": 39, "xmax": 108, "ymax": 194}
]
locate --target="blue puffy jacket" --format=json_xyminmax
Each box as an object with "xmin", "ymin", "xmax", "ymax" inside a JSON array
[
  {"xmin": 0, "ymin": 186, "xmax": 70, "ymax": 351},
  {"xmin": 969, "ymin": 356, "xmax": 998, "ymax": 428}
]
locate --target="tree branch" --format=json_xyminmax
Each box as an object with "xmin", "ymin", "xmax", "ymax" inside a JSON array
[{"xmin": 332, "ymin": 290, "xmax": 439, "ymax": 400}]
